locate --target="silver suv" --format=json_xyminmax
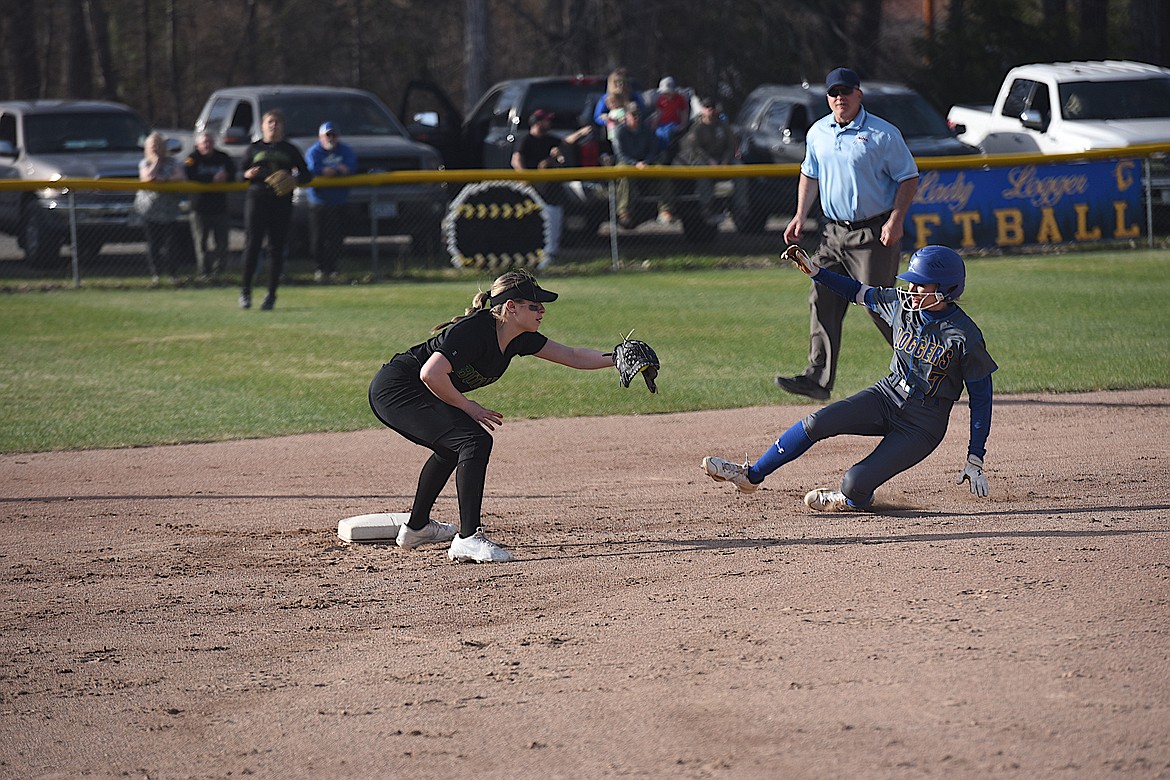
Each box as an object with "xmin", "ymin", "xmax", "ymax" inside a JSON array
[
  {"xmin": 0, "ymin": 100, "xmax": 167, "ymax": 266},
  {"xmin": 194, "ymin": 86, "xmax": 448, "ymax": 254}
]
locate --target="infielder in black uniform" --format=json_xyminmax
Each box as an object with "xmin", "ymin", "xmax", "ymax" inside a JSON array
[
  {"xmin": 239, "ymin": 109, "xmax": 311, "ymax": 311},
  {"xmin": 369, "ymin": 270, "xmax": 617, "ymax": 563},
  {"xmin": 703, "ymin": 245, "xmax": 996, "ymax": 511}
]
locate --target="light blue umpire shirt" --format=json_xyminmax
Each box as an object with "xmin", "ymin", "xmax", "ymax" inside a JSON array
[{"xmin": 800, "ymin": 106, "xmax": 918, "ymax": 224}]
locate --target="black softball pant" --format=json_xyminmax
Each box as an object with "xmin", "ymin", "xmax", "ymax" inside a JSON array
[
  {"xmin": 369, "ymin": 359, "xmax": 493, "ymax": 538},
  {"xmin": 242, "ymin": 191, "xmax": 293, "ymax": 297},
  {"xmin": 802, "ymin": 385, "xmax": 952, "ymax": 505}
]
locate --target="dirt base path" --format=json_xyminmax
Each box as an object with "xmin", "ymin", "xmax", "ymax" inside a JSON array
[{"xmin": 2, "ymin": 390, "xmax": 1169, "ymax": 779}]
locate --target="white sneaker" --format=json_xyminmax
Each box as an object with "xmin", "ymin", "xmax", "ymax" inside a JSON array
[
  {"xmin": 448, "ymin": 529, "xmax": 514, "ymax": 563},
  {"xmin": 702, "ymin": 456, "xmax": 758, "ymax": 493},
  {"xmin": 396, "ymin": 520, "xmax": 458, "ymax": 549},
  {"xmin": 803, "ymin": 488, "xmax": 861, "ymax": 512}
]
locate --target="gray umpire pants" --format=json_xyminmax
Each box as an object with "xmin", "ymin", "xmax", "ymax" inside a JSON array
[{"xmin": 804, "ymin": 219, "xmax": 899, "ymax": 391}]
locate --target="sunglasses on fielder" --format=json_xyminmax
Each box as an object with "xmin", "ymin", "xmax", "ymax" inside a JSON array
[{"xmin": 827, "ymin": 86, "xmax": 856, "ymax": 97}]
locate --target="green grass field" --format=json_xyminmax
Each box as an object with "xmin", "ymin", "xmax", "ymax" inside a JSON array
[{"xmin": 2, "ymin": 249, "xmax": 1168, "ymax": 453}]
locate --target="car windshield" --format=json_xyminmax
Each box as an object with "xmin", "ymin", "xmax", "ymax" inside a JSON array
[
  {"xmin": 865, "ymin": 93, "xmax": 953, "ymax": 138},
  {"xmin": 1058, "ymin": 77, "xmax": 1170, "ymax": 120},
  {"xmin": 261, "ymin": 94, "xmax": 408, "ymax": 137},
  {"xmin": 24, "ymin": 112, "xmax": 148, "ymax": 155}
]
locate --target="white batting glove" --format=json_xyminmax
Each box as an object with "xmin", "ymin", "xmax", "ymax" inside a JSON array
[{"xmin": 955, "ymin": 454, "xmax": 989, "ymax": 497}]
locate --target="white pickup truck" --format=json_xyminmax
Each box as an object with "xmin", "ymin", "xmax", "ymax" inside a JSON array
[
  {"xmin": 948, "ymin": 60, "xmax": 1170, "ymax": 153},
  {"xmin": 947, "ymin": 60, "xmax": 1170, "ymax": 203}
]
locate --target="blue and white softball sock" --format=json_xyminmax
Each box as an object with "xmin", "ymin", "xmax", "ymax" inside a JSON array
[{"xmin": 748, "ymin": 422, "xmax": 814, "ymax": 482}]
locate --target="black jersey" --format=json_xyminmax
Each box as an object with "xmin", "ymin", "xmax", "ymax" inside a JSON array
[{"xmin": 401, "ymin": 310, "xmax": 548, "ymax": 393}]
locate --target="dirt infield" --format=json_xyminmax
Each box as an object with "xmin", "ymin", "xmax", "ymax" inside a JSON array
[{"xmin": 2, "ymin": 389, "xmax": 1169, "ymax": 779}]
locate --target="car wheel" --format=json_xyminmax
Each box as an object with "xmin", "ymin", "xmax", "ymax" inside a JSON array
[{"xmin": 20, "ymin": 206, "xmax": 64, "ymax": 267}]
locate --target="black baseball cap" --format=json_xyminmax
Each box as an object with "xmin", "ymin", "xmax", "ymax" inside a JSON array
[{"xmin": 489, "ymin": 277, "xmax": 559, "ymax": 306}]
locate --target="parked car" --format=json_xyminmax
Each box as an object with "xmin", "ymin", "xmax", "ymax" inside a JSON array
[
  {"xmin": 403, "ymin": 75, "xmax": 612, "ymax": 241},
  {"xmin": 948, "ymin": 60, "xmax": 1170, "ymax": 207},
  {"xmin": 730, "ymin": 82, "xmax": 979, "ymax": 233},
  {"xmin": 403, "ymin": 75, "xmax": 729, "ymax": 242},
  {"xmin": 0, "ymin": 99, "xmax": 187, "ymax": 266},
  {"xmin": 194, "ymin": 85, "xmax": 448, "ymax": 254}
]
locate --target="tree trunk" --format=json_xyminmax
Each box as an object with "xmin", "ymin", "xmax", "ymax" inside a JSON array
[
  {"xmin": 854, "ymin": 0, "xmax": 884, "ymax": 76},
  {"xmin": 1077, "ymin": 0, "xmax": 1108, "ymax": 56},
  {"xmin": 85, "ymin": 0, "xmax": 120, "ymax": 102},
  {"xmin": 464, "ymin": 0, "xmax": 489, "ymax": 115},
  {"xmin": 140, "ymin": 0, "xmax": 154, "ymax": 120},
  {"xmin": 1126, "ymin": 0, "xmax": 1164, "ymax": 64},
  {"xmin": 168, "ymin": 0, "xmax": 182, "ymax": 126},
  {"xmin": 227, "ymin": 0, "xmax": 259, "ymax": 86},
  {"xmin": 349, "ymin": 0, "xmax": 364, "ymax": 87},
  {"xmin": 67, "ymin": 0, "xmax": 92, "ymax": 98},
  {"xmin": 6, "ymin": 3, "xmax": 42, "ymax": 98}
]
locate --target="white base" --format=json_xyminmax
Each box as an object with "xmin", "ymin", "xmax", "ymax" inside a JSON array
[{"xmin": 337, "ymin": 512, "xmax": 410, "ymax": 542}]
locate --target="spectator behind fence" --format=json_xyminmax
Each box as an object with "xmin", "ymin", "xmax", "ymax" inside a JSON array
[
  {"xmin": 511, "ymin": 109, "xmax": 593, "ymax": 267},
  {"xmin": 305, "ymin": 121, "xmax": 356, "ymax": 282},
  {"xmin": 136, "ymin": 131, "xmax": 186, "ymax": 285},
  {"xmin": 612, "ymin": 102, "xmax": 658, "ymax": 228},
  {"xmin": 594, "ymin": 67, "xmax": 645, "ymax": 145},
  {"xmin": 676, "ymin": 97, "xmax": 735, "ymax": 221},
  {"xmin": 652, "ymin": 76, "xmax": 690, "ymax": 160},
  {"xmin": 184, "ymin": 131, "xmax": 236, "ymax": 279}
]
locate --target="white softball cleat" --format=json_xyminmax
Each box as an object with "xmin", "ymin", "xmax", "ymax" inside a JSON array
[
  {"xmin": 702, "ymin": 456, "xmax": 759, "ymax": 493},
  {"xmin": 448, "ymin": 529, "xmax": 514, "ymax": 563},
  {"xmin": 803, "ymin": 488, "xmax": 862, "ymax": 512},
  {"xmin": 396, "ymin": 520, "xmax": 458, "ymax": 549}
]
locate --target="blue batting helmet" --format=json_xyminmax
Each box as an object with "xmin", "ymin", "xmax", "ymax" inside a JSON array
[{"xmin": 897, "ymin": 245, "xmax": 966, "ymax": 302}]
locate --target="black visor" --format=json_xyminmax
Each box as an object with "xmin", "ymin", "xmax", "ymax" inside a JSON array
[{"xmin": 488, "ymin": 279, "xmax": 559, "ymax": 307}]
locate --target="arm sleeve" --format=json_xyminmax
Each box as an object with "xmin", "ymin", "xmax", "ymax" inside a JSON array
[
  {"xmin": 964, "ymin": 374, "xmax": 993, "ymax": 459},
  {"xmin": 811, "ymin": 267, "xmax": 864, "ymax": 303},
  {"xmin": 593, "ymin": 97, "xmax": 607, "ymax": 126}
]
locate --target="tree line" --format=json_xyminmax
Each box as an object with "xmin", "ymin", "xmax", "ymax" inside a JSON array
[{"xmin": 0, "ymin": 0, "xmax": 1166, "ymax": 134}]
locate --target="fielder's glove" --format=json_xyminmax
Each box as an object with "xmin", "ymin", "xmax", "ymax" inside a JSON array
[
  {"xmin": 955, "ymin": 454, "xmax": 989, "ymax": 497},
  {"xmin": 780, "ymin": 244, "xmax": 815, "ymax": 276},
  {"xmin": 609, "ymin": 338, "xmax": 660, "ymax": 394},
  {"xmin": 265, "ymin": 169, "xmax": 297, "ymax": 197}
]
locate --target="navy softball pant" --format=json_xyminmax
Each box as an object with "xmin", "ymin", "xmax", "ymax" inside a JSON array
[{"xmin": 802, "ymin": 385, "xmax": 952, "ymax": 504}]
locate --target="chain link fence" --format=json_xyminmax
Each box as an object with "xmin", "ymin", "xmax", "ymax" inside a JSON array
[{"xmin": 2, "ymin": 151, "xmax": 1168, "ymax": 288}]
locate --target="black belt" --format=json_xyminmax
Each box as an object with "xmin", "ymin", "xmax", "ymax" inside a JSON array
[{"xmin": 828, "ymin": 211, "xmax": 891, "ymax": 231}]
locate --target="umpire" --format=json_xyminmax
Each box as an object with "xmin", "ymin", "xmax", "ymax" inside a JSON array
[{"xmin": 778, "ymin": 67, "xmax": 919, "ymax": 401}]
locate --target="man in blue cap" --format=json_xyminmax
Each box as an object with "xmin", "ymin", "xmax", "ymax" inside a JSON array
[
  {"xmin": 776, "ymin": 66, "xmax": 919, "ymax": 401},
  {"xmin": 306, "ymin": 121, "xmax": 357, "ymax": 281}
]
